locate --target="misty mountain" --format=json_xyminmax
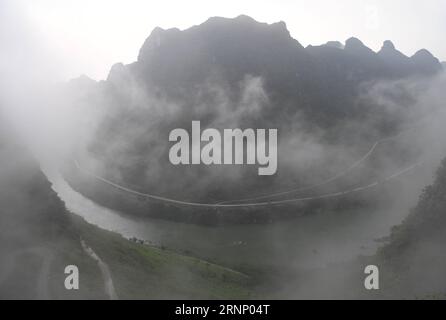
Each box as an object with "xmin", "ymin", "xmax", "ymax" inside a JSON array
[
  {"xmin": 106, "ymin": 15, "xmax": 441, "ymax": 124},
  {"xmin": 64, "ymin": 15, "xmax": 443, "ymax": 224},
  {"xmin": 2, "ymin": 7, "xmax": 446, "ymax": 300}
]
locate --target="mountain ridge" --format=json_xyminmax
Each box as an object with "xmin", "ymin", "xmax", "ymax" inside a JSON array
[{"xmin": 117, "ymin": 15, "xmax": 442, "ymax": 84}]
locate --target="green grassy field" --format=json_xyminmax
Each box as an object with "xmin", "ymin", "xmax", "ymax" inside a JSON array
[{"xmin": 67, "ymin": 214, "xmax": 254, "ymax": 299}]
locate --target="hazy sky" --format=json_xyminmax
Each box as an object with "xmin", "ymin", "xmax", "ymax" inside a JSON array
[{"xmin": 5, "ymin": 0, "xmax": 446, "ymax": 80}]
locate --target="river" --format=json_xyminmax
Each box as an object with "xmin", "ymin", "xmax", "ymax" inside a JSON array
[{"xmin": 43, "ymin": 167, "xmax": 421, "ymax": 271}]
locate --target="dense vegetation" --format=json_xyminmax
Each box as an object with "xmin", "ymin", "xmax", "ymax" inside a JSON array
[{"xmin": 374, "ymin": 158, "xmax": 446, "ymax": 298}]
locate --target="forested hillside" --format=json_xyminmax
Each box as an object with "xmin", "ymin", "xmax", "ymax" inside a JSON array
[{"xmin": 377, "ymin": 158, "xmax": 446, "ymax": 298}]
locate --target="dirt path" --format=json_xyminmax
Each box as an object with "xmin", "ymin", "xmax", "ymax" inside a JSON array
[{"xmin": 80, "ymin": 239, "xmax": 118, "ymax": 300}]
